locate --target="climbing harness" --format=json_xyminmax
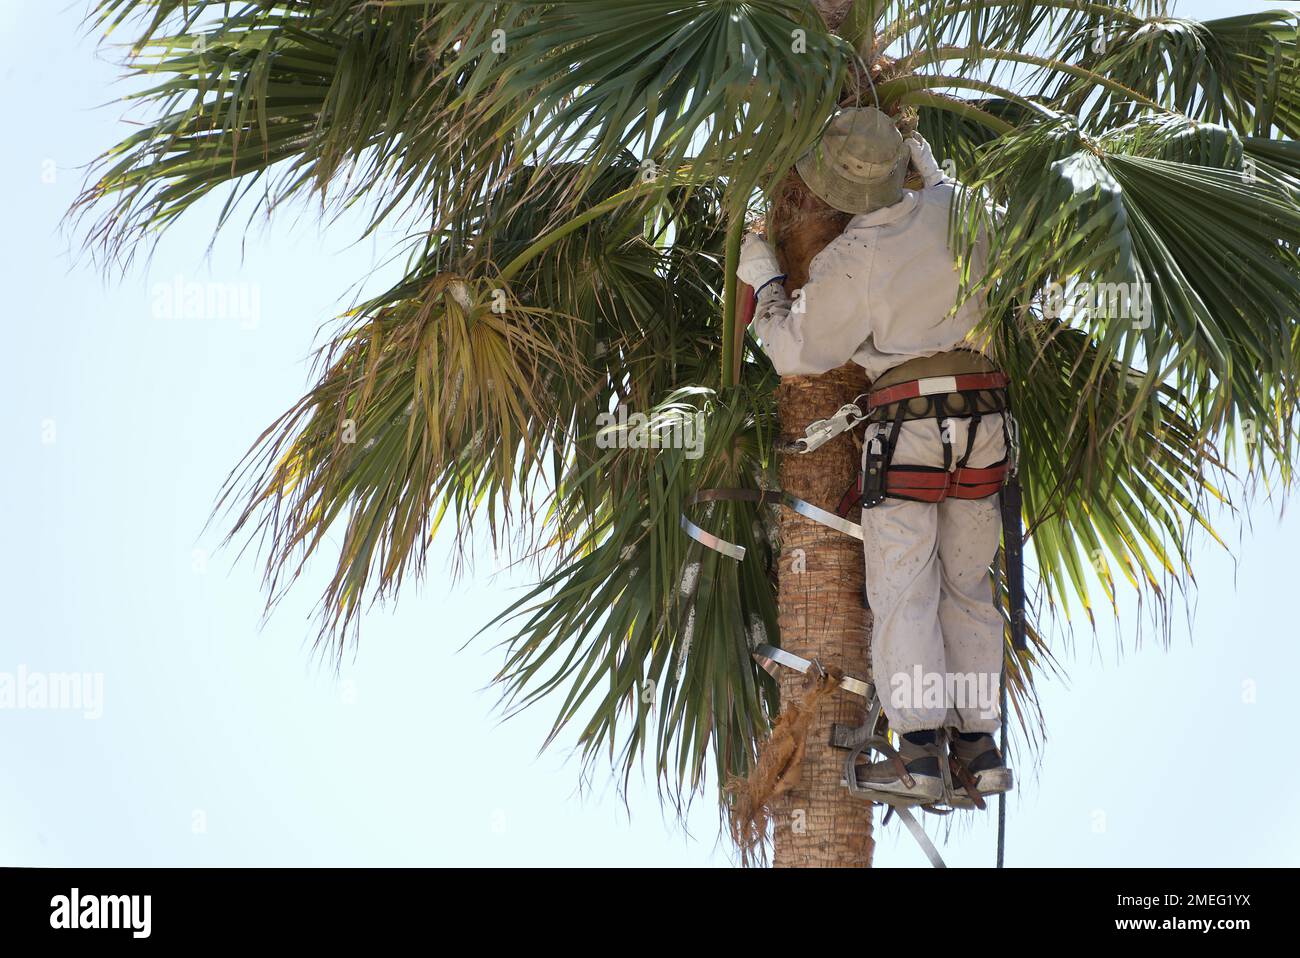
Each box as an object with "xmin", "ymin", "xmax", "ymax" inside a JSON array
[
  {"xmin": 682, "ymin": 349, "xmax": 1027, "ymax": 867},
  {"xmin": 858, "ymin": 355, "xmax": 1013, "ymax": 510}
]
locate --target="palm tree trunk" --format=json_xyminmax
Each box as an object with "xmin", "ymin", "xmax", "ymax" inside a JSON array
[
  {"xmin": 767, "ymin": 180, "xmax": 875, "ymax": 868},
  {"xmin": 766, "ymin": 0, "xmax": 877, "ymax": 869}
]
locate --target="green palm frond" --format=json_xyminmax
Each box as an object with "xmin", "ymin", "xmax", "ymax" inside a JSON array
[
  {"xmin": 1004, "ymin": 320, "xmax": 1228, "ymax": 625},
  {"xmin": 1053, "ymin": 11, "xmax": 1300, "ymax": 137},
  {"xmin": 953, "ymin": 113, "xmax": 1300, "ymax": 481},
  {"xmin": 77, "ymin": 3, "xmax": 444, "ymax": 263},
  {"xmin": 218, "ymin": 268, "xmax": 585, "ymax": 650},
  {"xmin": 216, "ymin": 154, "xmax": 733, "ymax": 650},
  {"xmin": 425, "ymin": 1, "xmax": 851, "ymax": 215},
  {"xmin": 915, "ymin": 96, "xmax": 1033, "ymax": 177},
  {"xmin": 488, "ymin": 387, "xmax": 780, "ymax": 799}
]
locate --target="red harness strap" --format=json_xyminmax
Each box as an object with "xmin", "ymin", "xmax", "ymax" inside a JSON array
[
  {"xmin": 836, "ymin": 479, "xmax": 863, "ymax": 517},
  {"xmin": 884, "ymin": 460, "xmax": 1009, "ymax": 503},
  {"xmin": 867, "ymin": 372, "xmax": 1010, "ymax": 411},
  {"xmin": 835, "ymin": 459, "xmax": 1007, "ymax": 514}
]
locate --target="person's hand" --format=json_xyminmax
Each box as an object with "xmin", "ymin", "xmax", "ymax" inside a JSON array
[
  {"xmin": 737, "ymin": 233, "xmax": 782, "ymax": 288},
  {"xmin": 906, "ymin": 133, "xmax": 946, "ymax": 187}
]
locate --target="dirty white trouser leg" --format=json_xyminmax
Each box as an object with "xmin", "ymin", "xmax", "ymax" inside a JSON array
[{"xmin": 861, "ymin": 415, "xmax": 1007, "ymax": 734}]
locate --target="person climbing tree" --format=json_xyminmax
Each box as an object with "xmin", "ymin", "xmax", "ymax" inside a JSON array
[{"xmin": 737, "ymin": 106, "xmax": 1013, "ymax": 808}]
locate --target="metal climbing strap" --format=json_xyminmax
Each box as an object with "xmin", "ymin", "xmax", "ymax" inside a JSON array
[{"xmin": 753, "ymin": 644, "xmax": 948, "ymax": 869}]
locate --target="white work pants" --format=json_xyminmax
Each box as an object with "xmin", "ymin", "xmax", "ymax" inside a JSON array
[{"xmin": 861, "ymin": 415, "xmax": 1008, "ymax": 733}]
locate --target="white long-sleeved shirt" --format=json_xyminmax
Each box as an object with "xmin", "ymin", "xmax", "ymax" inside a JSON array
[{"xmin": 751, "ymin": 181, "xmax": 990, "ymax": 380}]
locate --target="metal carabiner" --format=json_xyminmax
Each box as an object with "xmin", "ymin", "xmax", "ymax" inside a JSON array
[{"xmin": 788, "ymin": 401, "xmax": 868, "ymax": 454}]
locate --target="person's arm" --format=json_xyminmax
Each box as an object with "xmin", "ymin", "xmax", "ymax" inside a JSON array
[
  {"xmin": 907, "ymin": 132, "xmax": 949, "ymax": 188},
  {"xmin": 738, "ymin": 233, "xmax": 870, "ymax": 376},
  {"xmin": 908, "ymin": 132, "xmax": 997, "ymax": 307}
]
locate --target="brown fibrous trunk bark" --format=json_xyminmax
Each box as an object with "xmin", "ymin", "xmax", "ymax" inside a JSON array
[{"xmin": 766, "ymin": 170, "xmax": 875, "ymax": 868}]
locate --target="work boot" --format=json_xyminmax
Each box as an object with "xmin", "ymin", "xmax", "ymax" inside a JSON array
[
  {"xmin": 947, "ymin": 731, "xmax": 1013, "ymax": 804},
  {"xmin": 854, "ymin": 729, "xmax": 944, "ymax": 805}
]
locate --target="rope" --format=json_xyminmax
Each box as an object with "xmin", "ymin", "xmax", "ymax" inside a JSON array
[{"xmin": 997, "ymin": 660, "xmax": 1008, "ymax": 868}]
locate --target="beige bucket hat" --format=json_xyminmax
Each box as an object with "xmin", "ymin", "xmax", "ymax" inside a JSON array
[{"xmin": 795, "ymin": 107, "xmax": 910, "ymax": 214}]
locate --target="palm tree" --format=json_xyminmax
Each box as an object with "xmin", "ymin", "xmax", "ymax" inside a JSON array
[{"xmin": 77, "ymin": 0, "xmax": 1300, "ymax": 867}]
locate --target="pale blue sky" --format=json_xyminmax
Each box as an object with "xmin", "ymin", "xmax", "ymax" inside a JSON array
[{"xmin": 1, "ymin": 0, "xmax": 1296, "ymax": 867}]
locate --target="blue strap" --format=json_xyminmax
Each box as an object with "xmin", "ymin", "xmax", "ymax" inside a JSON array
[{"xmin": 752, "ymin": 274, "xmax": 787, "ymax": 301}]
